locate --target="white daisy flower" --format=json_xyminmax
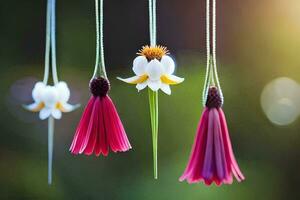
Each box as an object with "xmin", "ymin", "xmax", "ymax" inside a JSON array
[
  {"xmin": 25, "ymin": 81, "xmax": 78, "ymax": 120},
  {"xmin": 118, "ymin": 45, "xmax": 184, "ymax": 95}
]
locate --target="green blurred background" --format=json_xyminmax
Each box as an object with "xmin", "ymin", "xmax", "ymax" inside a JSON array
[{"xmin": 1, "ymin": 0, "xmax": 300, "ymax": 199}]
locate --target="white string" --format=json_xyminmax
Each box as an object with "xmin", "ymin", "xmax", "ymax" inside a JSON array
[
  {"xmin": 202, "ymin": 0, "xmax": 210, "ymax": 106},
  {"xmin": 148, "ymin": 0, "xmax": 153, "ymax": 45},
  {"xmin": 149, "ymin": 0, "xmax": 157, "ymax": 46},
  {"xmin": 212, "ymin": 0, "xmax": 224, "ymax": 104},
  {"xmin": 51, "ymin": 0, "xmax": 59, "ymax": 84},
  {"xmin": 202, "ymin": 0, "xmax": 224, "ymax": 106},
  {"xmin": 92, "ymin": 0, "xmax": 100, "ymax": 78},
  {"xmin": 152, "ymin": 0, "xmax": 157, "ymax": 46},
  {"xmin": 43, "ymin": 0, "xmax": 51, "ymax": 85},
  {"xmin": 92, "ymin": 0, "xmax": 107, "ymax": 79},
  {"xmin": 99, "ymin": 0, "xmax": 107, "ymax": 78}
]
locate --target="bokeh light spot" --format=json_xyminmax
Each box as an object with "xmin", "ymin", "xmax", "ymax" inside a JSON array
[{"xmin": 261, "ymin": 77, "xmax": 300, "ymax": 126}]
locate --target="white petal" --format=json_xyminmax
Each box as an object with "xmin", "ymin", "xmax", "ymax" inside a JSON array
[
  {"xmin": 168, "ymin": 75, "xmax": 184, "ymax": 83},
  {"xmin": 117, "ymin": 75, "xmax": 147, "ymax": 84},
  {"xmin": 136, "ymin": 81, "xmax": 148, "ymax": 91},
  {"xmin": 60, "ymin": 103, "xmax": 80, "ymax": 112},
  {"xmin": 146, "ymin": 59, "xmax": 164, "ymax": 81},
  {"xmin": 24, "ymin": 102, "xmax": 39, "ymax": 111},
  {"xmin": 23, "ymin": 102, "xmax": 43, "ymax": 112},
  {"xmin": 160, "ymin": 55, "xmax": 175, "ymax": 75},
  {"xmin": 32, "ymin": 82, "xmax": 46, "ymax": 102},
  {"xmin": 52, "ymin": 109, "xmax": 62, "ymax": 119},
  {"xmin": 160, "ymin": 84, "xmax": 171, "ymax": 95},
  {"xmin": 55, "ymin": 82, "xmax": 70, "ymax": 103},
  {"xmin": 133, "ymin": 56, "xmax": 148, "ymax": 75},
  {"xmin": 41, "ymin": 86, "xmax": 59, "ymax": 108},
  {"xmin": 39, "ymin": 108, "xmax": 51, "ymax": 120},
  {"xmin": 161, "ymin": 74, "xmax": 185, "ymax": 85},
  {"xmin": 148, "ymin": 80, "xmax": 161, "ymax": 91}
]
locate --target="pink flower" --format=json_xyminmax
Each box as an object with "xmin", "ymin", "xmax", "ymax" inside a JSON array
[
  {"xmin": 70, "ymin": 77, "xmax": 131, "ymax": 156},
  {"xmin": 180, "ymin": 87, "xmax": 245, "ymax": 185}
]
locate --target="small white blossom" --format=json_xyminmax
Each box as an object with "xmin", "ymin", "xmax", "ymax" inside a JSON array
[
  {"xmin": 25, "ymin": 82, "xmax": 78, "ymax": 120},
  {"xmin": 118, "ymin": 55, "xmax": 184, "ymax": 95}
]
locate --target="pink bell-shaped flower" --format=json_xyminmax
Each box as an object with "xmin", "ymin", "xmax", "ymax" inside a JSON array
[
  {"xmin": 180, "ymin": 87, "xmax": 245, "ymax": 185},
  {"xmin": 70, "ymin": 77, "xmax": 131, "ymax": 156}
]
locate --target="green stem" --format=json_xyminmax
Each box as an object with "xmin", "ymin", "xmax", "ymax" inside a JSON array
[
  {"xmin": 148, "ymin": 89, "xmax": 158, "ymax": 179},
  {"xmin": 48, "ymin": 116, "xmax": 54, "ymax": 185}
]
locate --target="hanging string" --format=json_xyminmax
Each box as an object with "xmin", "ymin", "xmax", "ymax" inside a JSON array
[
  {"xmin": 152, "ymin": 0, "xmax": 157, "ymax": 45},
  {"xmin": 202, "ymin": 0, "xmax": 224, "ymax": 106},
  {"xmin": 50, "ymin": 0, "xmax": 59, "ymax": 84},
  {"xmin": 202, "ymin": 0, "xmax": 210, "ymax": 106},
  {"xmin": 92, "ymin": 0, "xmax": 107, "ymax": 79},
  {"xmin": 43, "ymin": 0, "xmax": 51, "ymax": 85},
  {"xmin": 211, "ymin": 0, "xmax": 223, "ymax": 104},
  {"xmin": 99, "ymin": 0, "xmax": 107, "ymax": 78},
  {"xmin": 149, "ymin": 0, "xmax": 157, "ymax": 46}
]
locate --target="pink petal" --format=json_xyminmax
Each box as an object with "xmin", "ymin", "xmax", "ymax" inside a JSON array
[
  {"xmin": 218, "ymin": 108, "xmax": 245, "ymax": 182},
  {"xmin": 179, "ymin": 108, "xmax": 209, "ymax": 183},
  {"xmin": 83, "ymin": 98, "xmax": 100, "ymax": 155},
  {"xmin": 70, "ymin": 97, "xmax": 95, "ymax": 154},
  {"xmin": 102, "ymin": 96, "xmax": 131, "ymax": 152},
  {"xmin": 79, "ymin": 99, "xmax": 98, "ymax": 154},
  {"xmin": 201, "ymin": 109, "xmax": 215, "ymax": 182},
  {"xmin": 212, "ymin": 108, "xmax": 227, "ymax": 183},
  {"xmin": 97, "ymin": 97, "xmax": 109, "ymax": 156}
]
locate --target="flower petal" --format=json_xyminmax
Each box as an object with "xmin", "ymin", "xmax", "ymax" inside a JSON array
[
  {"xmin": 39, "ymin": 108, "xmax": 52, "ymax": 120},
  {"xmin": 160, "ymin": 55, "xmax": 175, "ymax": 75},
  {"xmin": 55, "ymin": 81, "xmax": 70, "ymax": 103},
  {"xmin": 136, "ymin": 81, "xmax": 148, "ymax": 91},
  {"xmin": 146, "ymin": 59, "xmax": 164, "ymax": 81},
  {"xmin": 117, "ymin": 75, "xmax": 148, "ymax": 84},
  {"xmin": 58, "ymin": 102, "xmax": 80, "ymax": 112},
  {"xmin": 32, "ymin": 82, "xmax": 46, "ymax": 102},
  {"xmin": 41, "ymin": 86, "xmax": 59, "ymax": 108},
  {"xmin": 148, "ymin": 79, "xmax": 161, "ymax": 91},
  {"xmin": 133, "ymin": 56, "xmax": 148, "ymax": 75},
  {"xmin": 52, "ymin": 109, "xmax": 62, "ymax": 119},
  {"xmin": 161, "ymin": 74, "xmax": 184, "ymax": 85},
  {"xmin": 160, "ymin": 83, "xmax": 171, "ymax": 95},
  {"xmin": 24, "ymin": 102, "xmax": 45, "ymax": 112}
]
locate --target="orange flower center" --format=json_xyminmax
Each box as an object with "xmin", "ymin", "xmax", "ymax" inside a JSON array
[{"xmin": 137, "ymin": 45, "xmax": 169, "ymax": 60}]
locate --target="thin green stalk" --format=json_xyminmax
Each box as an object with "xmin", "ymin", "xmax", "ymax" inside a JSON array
[
  {"xmin": 48, "ymin": 116, "xmax": 54, "ymax": 185},
  {"xmin": 148, "ymin": 89, "xmax": 158, "ymax": 179}
]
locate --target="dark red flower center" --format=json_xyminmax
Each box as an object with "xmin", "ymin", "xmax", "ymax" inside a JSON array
[
  {"xmin": 205, "ymin": 86, "xmax": 222, "ymax": 108},
  {"xmin": 89, "ymin": 77, "xmax": 110, "ymax": 97}
]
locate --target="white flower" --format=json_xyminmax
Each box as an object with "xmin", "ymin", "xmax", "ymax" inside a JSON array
[
  {"xmin": 118, "ymin": 54, "xmax": 184, "ymax": 95},
  {"xmin": 25, "ymin": 81, "xmax": 79, "ymax": 120}
]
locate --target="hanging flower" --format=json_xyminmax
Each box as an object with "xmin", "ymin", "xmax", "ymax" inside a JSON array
[
  {"xmin": 179, "ymin": 87, "xmax": 245, "ymax": 185},
  {"xmin": 25, "ymin": 81, "xmax": 78, "ymax": 120},
  {"xmin": 69, "ymin": 77, "xmax": 132, "ymax": 156},
  {"xmin": 118, "ymin": 45, "xmax": 184, "ymax": 95}
]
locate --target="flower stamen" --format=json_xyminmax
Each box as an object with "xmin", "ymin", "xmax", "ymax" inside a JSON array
[{"xmin": 137, "ymin": 45, "xmax": 169, "ymax": 61}]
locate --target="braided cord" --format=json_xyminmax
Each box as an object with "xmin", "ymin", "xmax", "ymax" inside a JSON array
[
  {"xmin": 202, "ymin": 0, "xmax": 224, "ymax": 106},
  {"xmin": 149, "ymin": 0, "xmax": 157, "ymax": 46},
  {"xmin": 92, "ymin": 0, "xmax": 107, "ymax": 79}
]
